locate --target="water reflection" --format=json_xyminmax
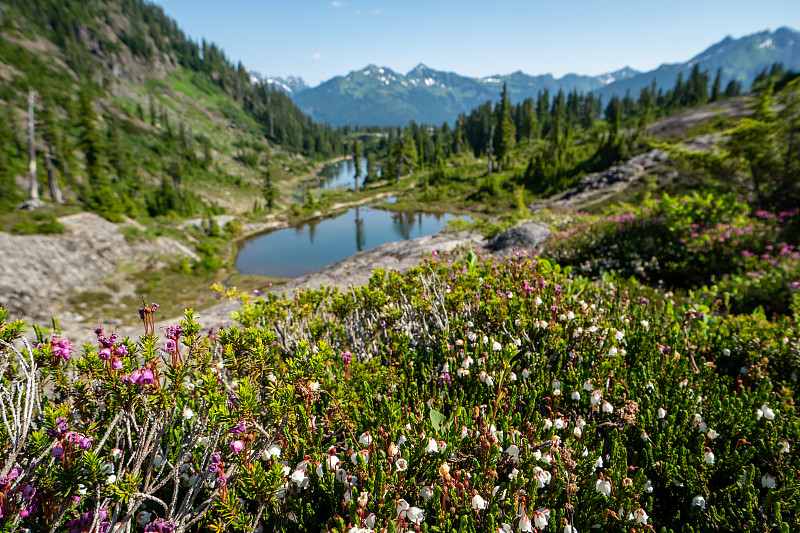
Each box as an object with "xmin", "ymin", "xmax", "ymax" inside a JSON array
[
  {"xmin": 316, "ymin": 158, "xmax": 377, "ymax": 191},
  {"xmin": 236, "ymin": 204, "xmax": 468, "ymax": 278}
]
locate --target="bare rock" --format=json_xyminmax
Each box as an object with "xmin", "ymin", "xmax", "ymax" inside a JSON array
[{"xmin": 486, "ymin": 222, "xmax": 551, "ymax": 255}]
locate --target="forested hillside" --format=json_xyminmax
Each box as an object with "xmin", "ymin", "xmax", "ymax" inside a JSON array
[{"xmin": 0, "ymin": 0, "xmax": 347, "ymax": 220}]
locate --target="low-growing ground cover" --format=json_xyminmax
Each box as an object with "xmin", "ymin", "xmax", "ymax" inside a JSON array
[
  {"xmin": 544, "ymin": 193, "xmax": 800, "ymax": 316},
  {"xmin": 0, "ymin": 241, "xmax": 797, "ymax": 532}
]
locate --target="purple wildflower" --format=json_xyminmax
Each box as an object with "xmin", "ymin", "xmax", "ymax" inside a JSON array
[
  {"xmin": 229, "ymin": 421, "xmax": 246, "ymax": 436},
  {"xmin": 98, "ymin": 348, "xmax": 112, "ymax": 361},
  {"xmin": 21, "ymin": 486, "xmax": 35, "ymax": 500},
  {"xmin": 230, "ymin": 440, "xmax": 245, "ymax": 454}
]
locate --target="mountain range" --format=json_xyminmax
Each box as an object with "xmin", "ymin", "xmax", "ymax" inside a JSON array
[{"xmin": 273, "ymin": 27, "xmax": 800, "ymax": 127}]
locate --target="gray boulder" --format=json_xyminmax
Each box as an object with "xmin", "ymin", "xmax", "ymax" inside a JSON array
[{"xmin": 486, "ymin": 222, "xmax": 551, "ymax": 254}]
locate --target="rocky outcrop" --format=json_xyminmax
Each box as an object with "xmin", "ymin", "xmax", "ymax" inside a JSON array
[
  {"xmin": 0, "ymin": 212, "xmax": 196, "ymax": 325},
  {"xmin": 545, "ymin": 148, "xmax": 669, "ymax": 208},
  {"xmin": 486, "ymin": 222, "xmax": 551, "ymax": 255}
]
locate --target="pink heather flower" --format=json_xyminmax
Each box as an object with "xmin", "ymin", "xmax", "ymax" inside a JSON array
[
  {"xmin": 164, "ymin": 339, "xmax": 177, "ymax": 353},
  {"xmin": 51, "ymin": 443, "xmax": 64, "ymax": 457},
  {"xmin": 111, "ymin": 358, "xmax": 123, "ymax": 370},
  {"xmin": 98, "ymin": 348, "xmax": 112, "ymax": 361},
  {"xmin": 230, "ymin": 440, "xmax": 245, "ymax": 454},
  {"xmin": 137, "ymin": 370, "xmax": 156, "ymax": 386},
  {"xmin": 21, "ymin": 486, "xmax": 36, "ymax": 500},
  {"xmin": 115, "ymin": 345, "xmax": 128, "ymax": 356}
]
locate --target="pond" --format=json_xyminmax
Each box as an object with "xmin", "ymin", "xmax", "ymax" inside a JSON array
[
  {"xmin": 314, "ymin": 158, "xmax": 377, "ymax": 191},
  {"xmin": 235, "ymin": 204, "xmax": 467, "ymax": 278}
]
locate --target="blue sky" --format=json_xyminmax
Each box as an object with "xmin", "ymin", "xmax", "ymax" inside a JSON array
[{"xmin": 153, "ymin": 0, "xmax": 800, "ymax": 86}]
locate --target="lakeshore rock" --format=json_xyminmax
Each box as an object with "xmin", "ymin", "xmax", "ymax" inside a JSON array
[{"xmin": 486, "ymin": 222, "xmax": 551, "ymax": 255}]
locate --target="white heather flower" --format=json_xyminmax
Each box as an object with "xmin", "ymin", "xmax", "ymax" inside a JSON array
[
  {"xmin": 590, "ymin": 390, "xmax": 602, "ymax": 405},
  {"xmin": 645, "ymin": 381, "xmax": 655, "ymax": 392},
  {"xmin": 778, "ymin": 439, "xmax": 790, "ymax": 453},
  {"xmin": 420, "ymin": 486, "xmax": 434, "ymax": 501},
  {"xmin": 761, "ymin": 403, "xmax": 776, "ymax": 420},
  {"xmin": 543, "ymin": 418, "xmax": 553, "ymax": 431},
  {"xmin": 522, "ymin": 369, "xmax": 530, "ymax": 379},
  {"xmin": 602, "ymin": 401, "xmax": 614, "ymax": 414},
  {"xmin": 308, "ymin": 381, "xmax": 320, "ymax": 392},
  {"xmin": 461, "ymin": 426, "xmax": 469, "ymax": 439},
  {"xmin": 692, "ymin": 495, "xmax": 706, "ymax": 509},
  {"xmin": 396, "ymin": 498, "xmax": 410, "ymax": 517},
  {"xmin": 106, "ymin": 474, "xmax": 117, "ymax": 485},
  {"xmin": 534, "ymin": 296, "xmax": 543, "ymax": 306},
  {"xmin": 492, "ymin": 341, "xmax": 502, "ymax": 352},
  {"xmin": 406, "ymin": 506, "xmax": 425, "ymax": 524},
  {"xmin": 291, "ymin": 469, "xmax": 309, "ymax": 489},
  {"xmin": 509, "ymin": 468, "xmax": 520, "ymax": 480},
  {"xmin": 505, "ymin": 445, "xmax": 520, "ymax": 459},
  {"xmin": 519, "ymin": 515, "xmax": 533, "ymax": 532},
  {"xmin": 583, "ymin": 379, "xmax": 593, "ymax": 391},
  {"xmin": 532, "ymin": 509, "xmax": 549, "ymax": 529},
  {"xmin": 485, "ymin": 376, "xmax": 495, "ymax": 387},
  {"xmin": 576, "ymin": 417, "xmax": 587, "ymax": 429},
  {"xmin": 182, "ymin": 408, "xmax": 194, "ymax": 421},
  {"xmin": 365, "ymin": 513, "xmax": 376, "ymax": 529},
  {"xmin": 136, "ymin": 511, "xmax": 153, "ymax": 526},
  {"xmin": 532, "ymin": 467, "xmax": 552, "ymax": 488},
  {"xmin": 554, "ymin": 418, "xmax": 566, "ymax": 430},
  {"xmin": 761, "ymin": 473, "xmax": 777, "ymax": 489},
  {"xmin": 573, "ymin": 426, "xmax": 582, "ymax": 438},
  {"xmin": 509, "ymin": 372, "xmax": 517, "ymax": 381},
  {"xmin": 571, "ymin": 390, "xmax": 581, "ymax": 400},
  {"xmin": 263, "ymin": 444, "xmax": 282, "ymax": 460},
  {"xmin": 633, "ymin": 508, "xmax": 648, "ymax": 524},
  {"xmin": 471, "ymin": 494, "xmax": 488, "ymax": 510},
  {"xmin": 707, "ymin": 429, "xmax": 719, "ymax": 439},
  {"xmin": 551, "ymin": 379, "xmax": 562, "ymax": 390},
  {"xmin": 657, "ymin": 407, "xmax": 667, "ymax": 419},
  {"xmin": 703, "ymin": 448, "xmax": 715, "ymax": 465},
  {"xmin": 395, "ymin": 458, "xmax": 408, "ymax": 472},
  {"xmin": 722, "ymin": 348, "xmax": 731, "ymax": 357},
  {"xmin": 425, "ymin": 438, "xmax": 438, "ymax": 454},
  {"xmin": 641, "ymin": 320, "xmax": 649, "ymax": 329},
  {"xmin": 359, "ymin": 432, "xmax": 373, "ymax": 447},
  {"xmin": 608, "ymin": 347, "xmax": 618, "ymax": 356},
  {"xmin": 567, "ymin": 311, "xmax": 575, "ymax": 320},
  {"xmin": 595, "ymin": 477, "xmax": 612, "ymax": 497},
  {"xmin": 593, "ymin": 456, "xmax": 604, "ymax": 470},
  {"xmin": 644, "ymin": 479, "xmax": 654, "ymax": 493}
]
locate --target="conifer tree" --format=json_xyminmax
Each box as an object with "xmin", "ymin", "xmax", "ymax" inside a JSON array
[
  {"xmin": 711, "ymin": 68, "xmax": 723, "ymax": 102},
  {"xmin": 495, "ymin": 82, "xmax": 516, "ymax": 172}
]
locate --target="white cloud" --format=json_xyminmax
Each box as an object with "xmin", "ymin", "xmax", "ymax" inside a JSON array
[
  {"xmin": 374, "ymin": 8, "xmax": 381, "ymax": 14},
  {"xmin": 312, "ymin": 52, "xmax": 322, "ymax": 60},
  {"xmin": 331, "ymin": 1, "xmax": 343, "ymax": 6},
  {"xmin": 355, "ymin": 9, "xmax": 361, "ymax": 15}
]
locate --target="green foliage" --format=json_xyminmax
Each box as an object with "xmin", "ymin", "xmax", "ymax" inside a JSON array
[
  {"xmin": 9, "ymin": 211, "xmax": 65, "ymax": 234},
  {"xmin": 1, "ymin": 231, "xmax": 799, "ymax": 531},
  {"xmin": 545, "ymin": 192, "xmax": 800, "ymax": 315}
]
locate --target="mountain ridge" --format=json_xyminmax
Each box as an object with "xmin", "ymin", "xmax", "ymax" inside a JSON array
[{"xmin": 282, "ymin": 27, "xmax": 799, "ymax": 126}]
